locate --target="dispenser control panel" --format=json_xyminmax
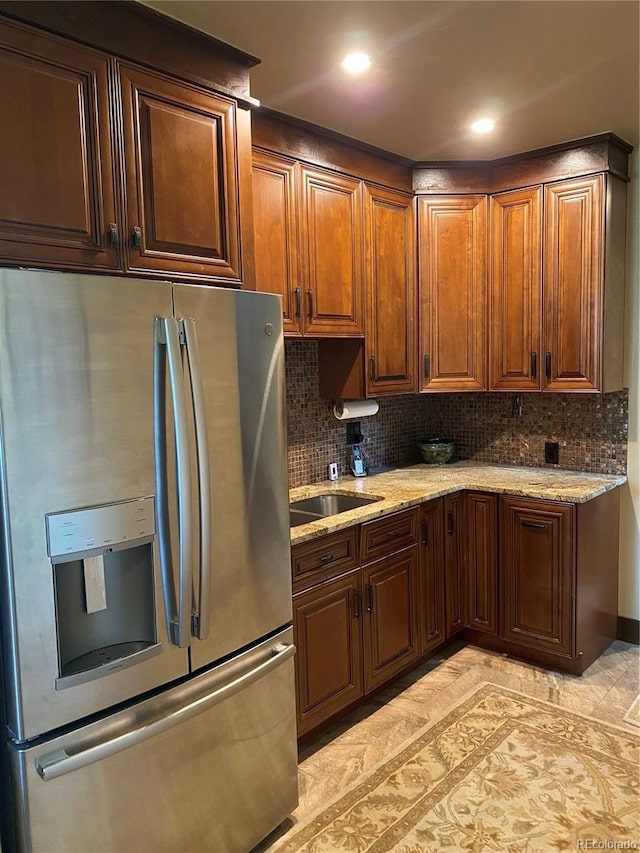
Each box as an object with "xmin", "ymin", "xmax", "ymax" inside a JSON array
[{"xmin": 46, "ymin": 497, "xmax": 155, "ymax": 558}]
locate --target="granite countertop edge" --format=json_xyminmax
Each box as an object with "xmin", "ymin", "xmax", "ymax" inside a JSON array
[{"xmin": 288, "ymin": 462, "xmax": 627, "ymax": 546}]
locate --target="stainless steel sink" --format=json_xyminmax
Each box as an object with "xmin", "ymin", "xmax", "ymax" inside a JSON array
[{"xmin": 289, "ymin": 493, "xmax": 381, "ymax": 528}]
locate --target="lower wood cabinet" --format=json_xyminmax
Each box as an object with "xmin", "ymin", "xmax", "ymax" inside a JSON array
[
  {"xmin": 292, "ymin": 486, "xmax": 620, "ymax": 738},
  {"xmin": 362, "ymin": 548, "xmax": 420, "ymax": 693},
  {"xmin": 490, "ymin": 492, "xmax": 618, "ymax": 674},
  {"xmin": 444, "ymin": 492, "xmax": 466, "ymax": 637},
  {"xmin": 466, "ymin": 492, "xmax": 498, "ymax": 634},
  {"xmin": 500, "ymin": 497, "xmax": 575, "ymax": 657},
  {"xmin": 419, "ymin": 498, "xmax": 445, "ymax": 655},
  {"xmin": 293, "ymin": 569, "xmax": 363, "ymax": 738},
  {"xmin": 292, "ymin": 508, "xmax": 419, "ymax": 739}
]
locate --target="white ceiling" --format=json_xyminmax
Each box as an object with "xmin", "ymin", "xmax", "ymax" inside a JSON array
[{"xmin": 142, "ymin": 0, "xmax": 639, "ymax": 161}]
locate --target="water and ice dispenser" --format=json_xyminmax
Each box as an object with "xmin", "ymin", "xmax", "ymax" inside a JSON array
[{"xmin": 46, "ymin": 497, "xmax": 161, "ymax": 690}]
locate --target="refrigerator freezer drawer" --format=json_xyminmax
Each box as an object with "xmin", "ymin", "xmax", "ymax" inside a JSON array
[{"xmin": 9, "ymin": 628, "xmax": 298, "ymax": 853}]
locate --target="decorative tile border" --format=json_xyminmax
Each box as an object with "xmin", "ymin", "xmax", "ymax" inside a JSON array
[{"xmin": 285, "ymin": 340, "xmax": 628, "ymax": 487}]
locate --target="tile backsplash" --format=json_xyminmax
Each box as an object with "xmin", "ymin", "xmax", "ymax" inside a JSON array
[{"xmin": 285, "ymin": 340, "xmax": 628, "ymax": 488}]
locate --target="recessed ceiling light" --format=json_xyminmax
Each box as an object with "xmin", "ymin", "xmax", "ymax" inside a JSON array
[
  {"xmin": 471, "ymin": 118, "xmax": 495, "ymax": 134},
  {"xmin": 342, "ymin": 52, "xmax": 371, "ymax": 74}
]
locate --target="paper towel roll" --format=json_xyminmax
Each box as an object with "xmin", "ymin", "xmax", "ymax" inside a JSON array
[{"xmin": 333, "ymin": 399, "xmax": 379, "ymax": 420}]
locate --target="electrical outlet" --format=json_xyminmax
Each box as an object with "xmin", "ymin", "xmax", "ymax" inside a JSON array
[
  {"xmin": 545, "ymin": 442, "xmax": 559, "ymax": 464},
  {"xmin": 328, "ymin": 462, "xmax": 339, "ymax": 481}
]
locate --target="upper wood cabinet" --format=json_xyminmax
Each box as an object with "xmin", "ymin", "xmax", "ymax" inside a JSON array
[
  {"xmin": 0, "ymin": 16, "xmax": 253, "ymax": 285},
  {"xmin": 418, "ymin": 196, "xmax": 487, "ymax": 391},
  {"xmin": 490, "ymin": 174, "xmax": 626, "ymax": 393},
  {"xmin": 251, "ymin": 153, "xmax": 364, "ymax": 337},
  {"xmin": 364, "ymin": 185, "xmax": 416, "ymax": 395},
  {"xmin": 119, "ymin": 64, "xmax": 242, "ymax": 282},
  {"xmin": 0, "ymin": 20, "xmax": 120, "ymax": 271},
  {"xmin": 543, "ymin": 174, "xmax": 625, "ymax": 392},
  {"xmin": 490, "ymin": 186, "xmax": 543, "ymax": 391},
  {"xmin": 251, "ymin": 150, "xmax": 300, "ymax": 333},
  {"xmin": 299, "ymin": 166, "xmax": 364, "ymax": 336}
]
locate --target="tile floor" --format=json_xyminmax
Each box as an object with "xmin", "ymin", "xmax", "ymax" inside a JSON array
[{"xmin": 259, "ymin": 640, "xmax": 640, "ymax": 850}]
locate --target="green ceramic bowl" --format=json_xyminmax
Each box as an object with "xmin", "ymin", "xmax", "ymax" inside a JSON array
[{"xmin": 417, "ymin": 438, "xmax": 455, "ymax": 465}]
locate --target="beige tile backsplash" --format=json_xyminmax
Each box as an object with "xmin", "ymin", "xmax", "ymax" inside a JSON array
[{"xmin": 285, "ymin": 340, "xmax": 628, "ymax": 488}]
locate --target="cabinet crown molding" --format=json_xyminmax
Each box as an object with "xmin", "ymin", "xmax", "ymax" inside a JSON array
[{"xmin": 413, "ymin": 132, "xmax": 632, "ymax": 194}]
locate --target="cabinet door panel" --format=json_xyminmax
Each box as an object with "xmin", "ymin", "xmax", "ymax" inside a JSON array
[
  {"xmin": 466, "ymin": 492, "xmax": 498, "ymax": 634},
  {"xmin": 490, "ymin": 187, "xmax": 542, "ymax": 390},
  {"xmin": 500, "ymin": 498, "xmax": 575, "ymax": 656},
  {"xmin": 419, "ymin": 499, "xmax": 445, "ymax": 655},
  {"xmin": 300, "ymin": 167, "xmax": 363, "ymax": 336},
  {"xmin": 543, "ymin": 176, "xmax": 604, "ymax": 391},
  {"xmin": 444, "ymin": 493, "xmax": 466, "ymax": 637},
  {"xmin": 363, "ymin": 550, "xmax": 419, "ymax": 692},
  {"xmin": 293, "ymin": 571, "xmax": 363, "ymax": 737},
  {"xmin": 0, "ymin": 21, "xmax": 119, "ymax": 270},
  {"xmin": 251, "ymin": 150, "xmax": 301, "ymax": 334},
  {"xmin": 365, "ymin": 186, "xmax": 416, "ymax": 393},
  {"xmin": 418, "ymin": 196, "xmax": 486, "ymax": 391},
  {"xmin": 120, "ymin": 63, "xmax": 241, "ymax": 281}
]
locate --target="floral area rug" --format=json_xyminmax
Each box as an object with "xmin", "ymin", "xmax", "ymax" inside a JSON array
[
  {"xmin": 623, "ymin": 693, "xmax": 640, "ymax": 728},
  {"xmin": 279, "ymin": 683, "xmax": 639, "ymax": 852}
]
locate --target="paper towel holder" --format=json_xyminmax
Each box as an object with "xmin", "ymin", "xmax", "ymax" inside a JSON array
[{"xmin": 333, "ymin": 399, "xmax": 379, "ymax": 420}]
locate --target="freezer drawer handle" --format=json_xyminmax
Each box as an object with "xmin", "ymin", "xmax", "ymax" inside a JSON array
[{"xmin": 35, "ymin": 642, "xmax": 296, "ymax": 782}]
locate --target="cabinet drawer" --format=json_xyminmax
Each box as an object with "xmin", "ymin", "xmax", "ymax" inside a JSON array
[
  {"xmin": 292, "ymin": 528, "xmax": 358, "ymax": 585},
  {"xmin": 360, "ymin": 508, "xmax": 419, "ymax": 564}
]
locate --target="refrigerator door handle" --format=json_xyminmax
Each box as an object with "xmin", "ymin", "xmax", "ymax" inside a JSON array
[
  {"xmin": 35, "ymin": 642, "xmax": 296, "ymax": 782},
  {"xmin": 154, "ymin": 317, "xmax": 193, "ymax": 648},
  {"xmin": 182, "ymin": 318, "xmax": 212, "ymax": 641}
]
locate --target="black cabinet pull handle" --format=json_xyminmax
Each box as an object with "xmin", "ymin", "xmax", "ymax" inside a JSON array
[
  {"xmin": 294, "ymin": 288, "xmax": 301, "ymax": 318},
  {"xmin": 366, "ymin": 585, "xmax": 373, "ymax": 613},
  {"xmin": 545, "ymin": 352, "xmax": 551, "ymax": 379},
  {"xmin": 132, "ymin": 226, "xmax": 142, "ymax": 249},
  {"xmin": 307, "ymin": 289, "xmax": 314, "ymax": 319},
  {"xmin": 369, "ymin": 356, "xmax": 376, "ymax": 382},
  {"xmin": 386, "ymin": 530, "xmax": 399, "ymax": 539},
  {"xmin": 424, "ymin": 354, "xmax": 430, "ymax": 379},
  {"xmin": 319, "ymin": 554, "xmax": 333, "ymax": 564},
  {"xmin": 421, "ymin": 519, "xmax": 428, "ymax": 546},
  {"xmin": 354, "ymin": 590, "xmax": 361, "ymax": 619},
  {"xmin": 108, "ymin": 223, "xmax": 119, "ymax": 248},
  {"xmin": 522, "ymin": 521, "xmax": 546, "ymax": 529},
  {"xmin": 531, "ymin": 351, "xmax": 537, "ymax": 379},
  {"xmin": 447, "ymin": 510, "xmax": 454, "ymax": 535}
]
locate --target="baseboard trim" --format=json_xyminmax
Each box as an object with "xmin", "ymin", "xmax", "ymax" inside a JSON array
[{"xmin": 617, "ymin": 616, "xmax": 640, "ymax": 645}]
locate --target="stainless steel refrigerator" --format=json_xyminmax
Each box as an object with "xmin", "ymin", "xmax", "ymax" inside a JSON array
[{"xmin": 0, "ymin": 269, "xmax": 297, "ymax": 852}]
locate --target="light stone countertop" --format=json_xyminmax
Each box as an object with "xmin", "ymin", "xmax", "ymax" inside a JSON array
[{"xmin": 289, "ymin": 461, "xmax": 626, "ymax": 546}]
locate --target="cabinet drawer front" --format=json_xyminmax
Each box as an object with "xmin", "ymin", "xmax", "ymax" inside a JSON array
[
  {"xmin": 292, "ymin": 528, "xmax": 358, "ymax": 584},
  {"xmin": 361, "ymin": 508, "xmax": 418, "ymax": 564}
]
